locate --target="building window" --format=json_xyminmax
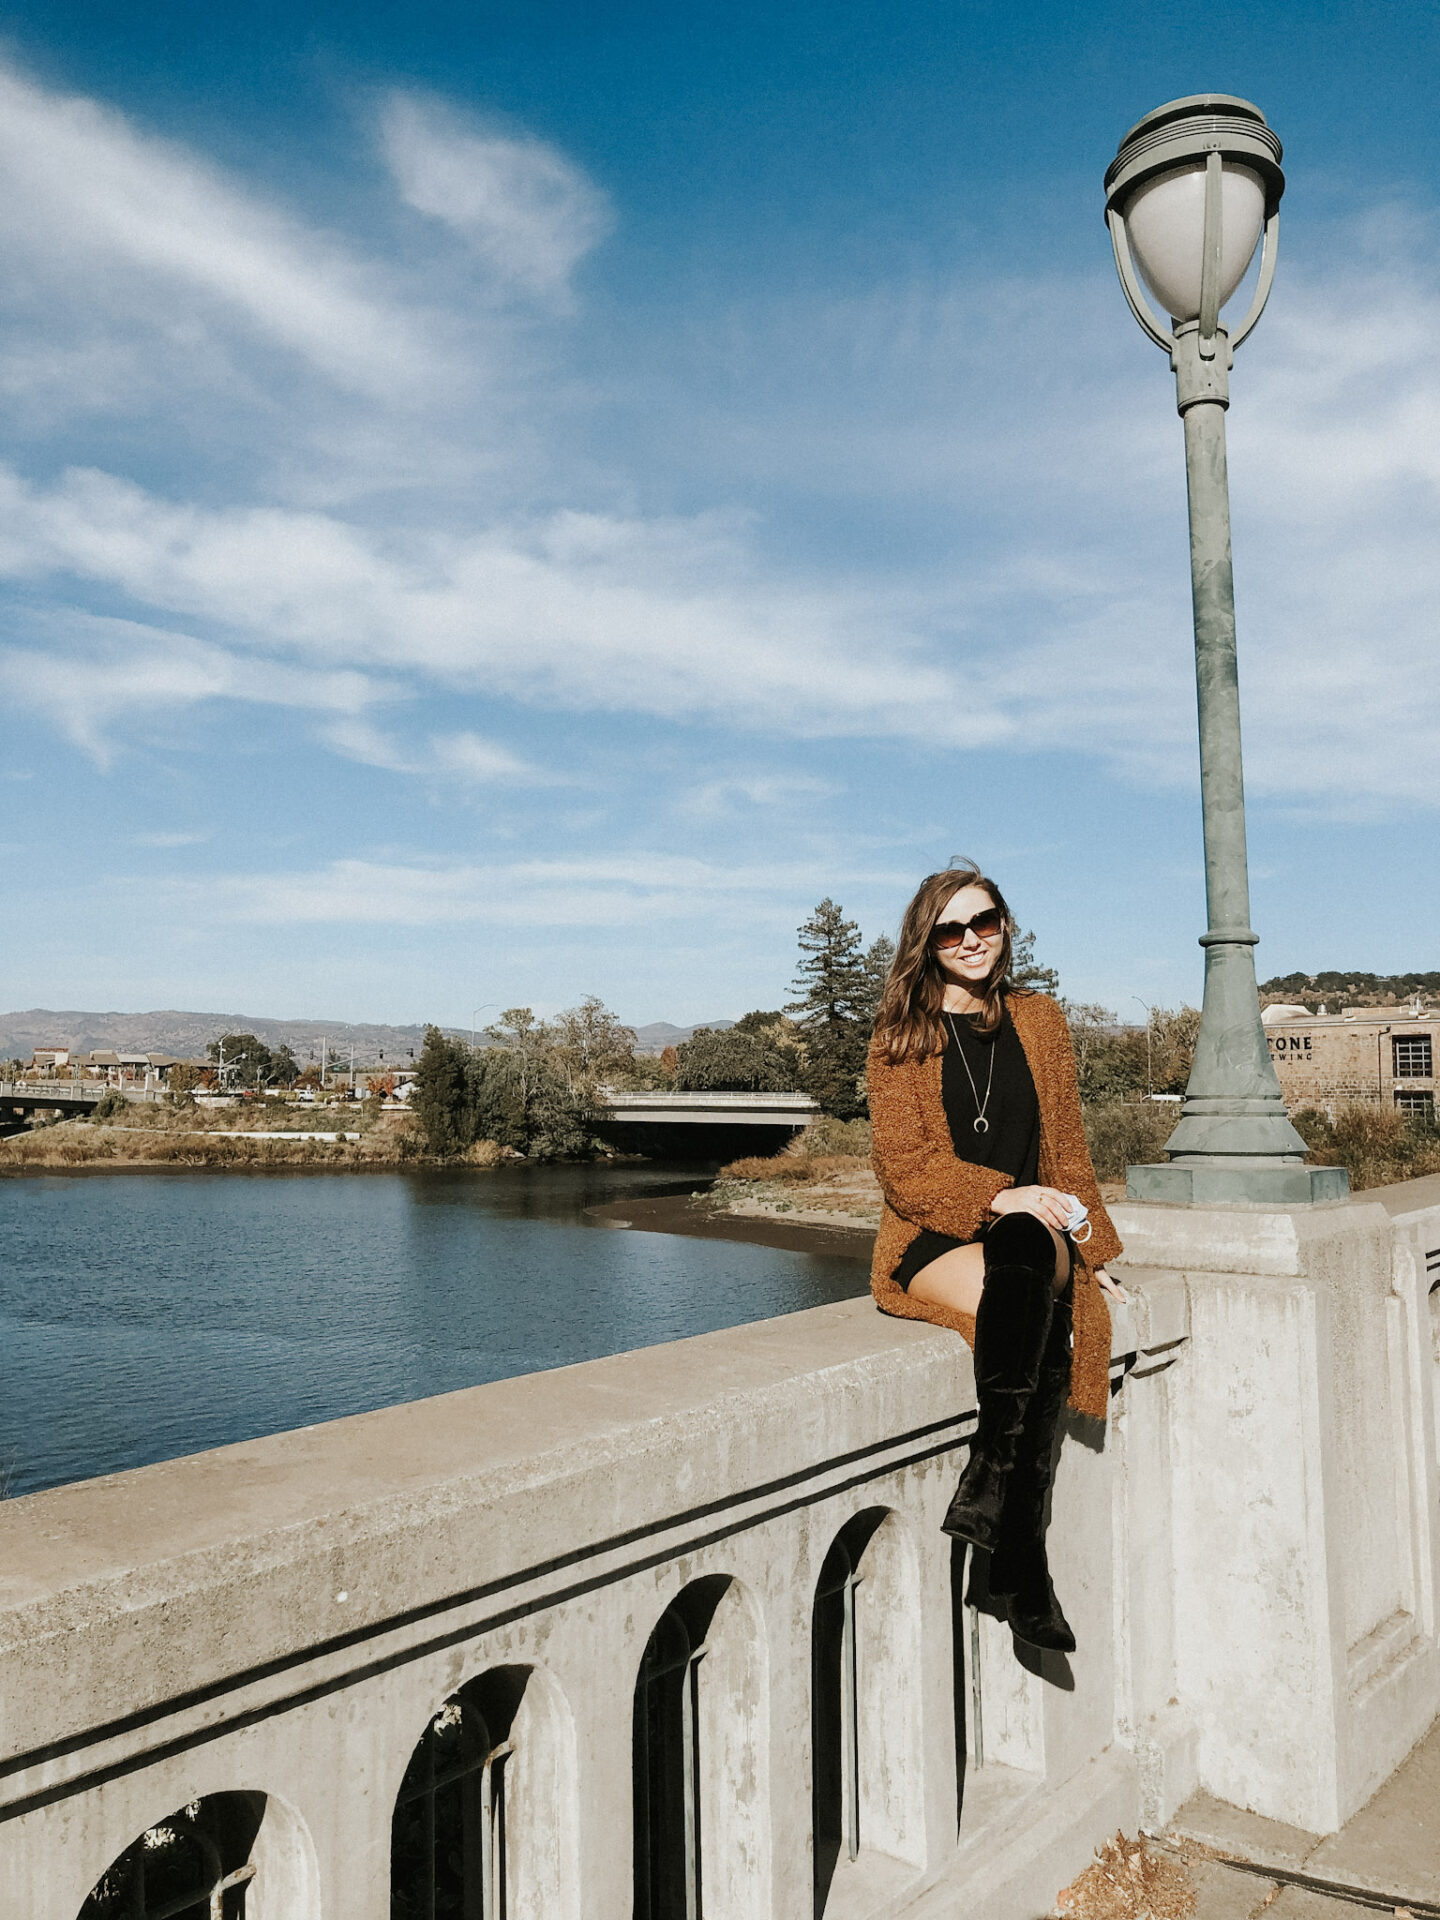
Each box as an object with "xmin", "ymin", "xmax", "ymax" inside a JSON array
[
  {"xmin": 392, "ymin": 1671, "xmax": 525, "ymax": 1920},
  {"xmin": 79, "ymin": 1794, "xmax": 263, "ymax": 1919},
  {"xmin": 1393, "ymin": 1034, "xmax": 1433, "ymax": 1079},
  {"xmin": 1396, "ymin": 1089, "xmax": 1436, "ymax": 1123}
]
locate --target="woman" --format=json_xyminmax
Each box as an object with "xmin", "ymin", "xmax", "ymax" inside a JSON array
[{"xmin": 868, "ymin": 865, "xmax": 1127, "ymax": 1653}]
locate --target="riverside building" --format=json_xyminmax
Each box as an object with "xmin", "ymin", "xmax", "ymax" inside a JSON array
[{"xmin": 1262, "ymin": 1004, "xmax": 1438, "ymax": 1121}]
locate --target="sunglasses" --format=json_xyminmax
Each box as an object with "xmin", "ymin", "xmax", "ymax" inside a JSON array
[{"xmin": 932, "ymin": 907, "xmax": 1005, "ymax": 950}]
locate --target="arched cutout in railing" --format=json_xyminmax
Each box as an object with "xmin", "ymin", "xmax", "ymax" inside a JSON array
[
  {"xmin": 632, "ymin": 1575, "xmax": 731, "ymax": 1920},
  {"xmin": 391, "ymin": 1666, "xmax": 530, "ymax": 1920},
  {"xmin": 78, "ymin": 1792, "xmax": 265, "ymax": 1920},
  {"xmin": 811, "ymin": 1510, "xmax": 887, "ymax": 1915}
]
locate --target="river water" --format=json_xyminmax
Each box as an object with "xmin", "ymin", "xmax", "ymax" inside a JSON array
[{"xmin": 0, "ymin": 1165, "xmax": 870, "ymax": 1499}]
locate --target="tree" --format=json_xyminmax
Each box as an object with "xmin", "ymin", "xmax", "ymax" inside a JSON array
[
  {"xmin": 205, "ymin": 1033, "xmax": 296, "ymax": 1090},
  {"xmin": 548, "ymin": 996, "xmax": 637, "ymax": 1094},
  {"xmin": 466, "ymin": 1048, "xmax": 528, "ymax": 1152},
  {"xmin": 412, "ymin": 1026, "xmax": 472, "ymax": 1156},
  {"xmin": 1060, "ymin": 1002, "xmax": 1122, "ymax": 1100},
  {"xmin": 788, "ymin": 900, "xmax": 869, "ymax": 1029},
  {"xmin": 673, "ymin": 1027, "xmax": 795, "ymax": 1092},
  {"xmin": 1011, "ymin": 929, "xmax": 1060, "ymax": 996},
  {"xmin": 483, "ymin": 1005, "xmax": 608, "ymax": 1157},
  {"xmin": 787, "ymin": 900, "xmax": 873, "ymax": 1120},
  {"xmin": 1150, "ymin": 1005, "xmax": 1201, "ymax": 1094},
  {"xmin": 861, "ymin": 935, "xmax": 895, "ymax": 1022},
  {"xmin": 732, "ymin": 1009, "xmax": 786, "ymax": 1035}
]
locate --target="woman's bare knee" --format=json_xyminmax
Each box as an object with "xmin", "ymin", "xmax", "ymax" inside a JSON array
[
  {"xmin": 1047, "ymin": 1223, "xmax": 1071, "ymax": 1292},
  {"xmin": 907, "ymin": 1242, "xmax": 985, "ymax": 1317}
]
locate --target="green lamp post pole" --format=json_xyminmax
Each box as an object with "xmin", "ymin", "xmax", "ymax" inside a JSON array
[{"xmin": 1105, "ymin": 96, "xmax": 1347, "ymax": 1204}]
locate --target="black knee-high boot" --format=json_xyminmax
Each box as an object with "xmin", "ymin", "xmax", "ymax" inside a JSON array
[
  {"xmin": 941, "ymin": 1212, "xmax": 1056, "ymax": 1551},
  {"xmin": 989, "ymin": 1286, "xmax": 1076, "ymax": 1652}
]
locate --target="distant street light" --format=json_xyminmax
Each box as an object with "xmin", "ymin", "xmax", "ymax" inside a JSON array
[
  {"xmin": 471, "ymin": 1005, "xmax": 495, "ymax": 1050},
  {"xmin": 1130, "ymin": 995, "xmax": 1154, "ymax": 1098},
  {"xmin": 1104, "ymin": 94, "xmax": 1346, "ymax": 1203}
]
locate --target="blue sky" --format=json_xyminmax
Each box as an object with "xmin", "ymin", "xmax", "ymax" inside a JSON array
[{"xmin": 1, "ymin": 1, "xmax": 1437, "ymax": 1028}]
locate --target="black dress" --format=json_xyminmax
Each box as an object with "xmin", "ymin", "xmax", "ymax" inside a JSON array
[{"xmin": 891, "ymin": 1004, "xmax": 1040, "ymax": 1291}]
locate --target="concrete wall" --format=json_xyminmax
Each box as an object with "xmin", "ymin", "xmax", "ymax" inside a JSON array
[{"xmin": 3, "ymin": 1180, "xmax": 1439, "ymax": 1918}]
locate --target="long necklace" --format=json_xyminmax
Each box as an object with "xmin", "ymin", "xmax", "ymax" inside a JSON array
[{"xmin": 945, "ymin": 1009, "xmax": 996, "ymax": 1134}]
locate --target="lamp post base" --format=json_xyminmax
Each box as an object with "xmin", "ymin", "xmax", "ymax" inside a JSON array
[{"xmin": 1125, "ymin": 1161, "xmax": 1350, "ymax": 1204}]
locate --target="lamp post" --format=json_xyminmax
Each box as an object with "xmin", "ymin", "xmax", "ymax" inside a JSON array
[
  {"xmin": 1105, "ymin": 95, "xmax": 1347, "ymax": 1204},
  {"xmin": 1130, "ymin": 995, "xmax": 1154, "ymax": 1099}
]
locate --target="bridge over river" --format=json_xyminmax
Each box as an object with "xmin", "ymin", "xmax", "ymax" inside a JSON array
[
  {"xmin": 0, "ymin": 1080, "xmax": 166, "ymax": 1135},
  {"xmin": 0, "ymin": 1081, "xmax": 819, "ymax": 1156},
  {"xmin": 592, "ymin": 1089, "xmax": 819, "ymax": 1159}
]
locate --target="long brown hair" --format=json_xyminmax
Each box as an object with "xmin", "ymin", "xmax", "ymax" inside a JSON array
[{"xmin": 873, "ymin": 867, "xmax": 1018, "ymax": 1062}]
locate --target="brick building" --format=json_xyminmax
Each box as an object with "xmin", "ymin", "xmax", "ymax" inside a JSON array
[{"xmin": 1262, "ymin": 1004, "xmax": 1437, "ymax": 1120}]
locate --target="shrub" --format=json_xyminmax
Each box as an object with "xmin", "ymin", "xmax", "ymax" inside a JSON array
[
  {"xmin": 91, "ymin": 1089, "xmax": 126, "ymax": 1122},
  {"xmin": 1082, "ymin": 1101, "xmax": 1174, "ymax": 1183},
  {"xmin": 791, "ymin": 1116, "xmax": 872, "ymax": 1157},
  {"xmin": 719, "ymin": 1153, "xmax": 866, "ymax": 1184},
  {"xmin": 1297, "ymin": 1102, "xmax": 1440, "ymax": 1191}
]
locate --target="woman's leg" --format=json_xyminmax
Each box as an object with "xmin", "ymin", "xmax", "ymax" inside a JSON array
[
  {"xmin": 989, "ymin": 1282, "xmax": 1077, "ymax": 1652},
  {"xmin": 937, "ymin": 1213, "xmax": 1068, "ymax": 1554},
  {"xmin": 906, "ymin": 1222, "xmax": 1069, "ymax": 1317}
]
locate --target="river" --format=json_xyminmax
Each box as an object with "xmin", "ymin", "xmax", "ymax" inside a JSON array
[{"xmin": 0, "ymin": 1165, "xmax": 871, "ymax": 1499}]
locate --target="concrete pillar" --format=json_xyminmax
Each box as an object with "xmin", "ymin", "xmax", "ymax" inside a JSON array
[{"xmin": 1112, "ymin": 1196, "xmax": 1440, "ymax": 1832}]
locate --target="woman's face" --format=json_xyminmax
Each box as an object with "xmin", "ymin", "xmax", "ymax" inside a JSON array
[{"xmin": 933, "ymin": 884, "xmax": 1005, "ymax": 994}]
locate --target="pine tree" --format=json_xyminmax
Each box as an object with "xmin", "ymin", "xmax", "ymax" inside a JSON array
[
  {"xmin": 861, "ymin": 935, "xmax": 896, "ymax": 1021},
  {"xmin": 787, "ymin": 899, "xmax": 869, "ymax": 1029},
  {"xmin": 1011, "ymin": 928, "xmax": 1060, "ymax": 996},
  {"xmin": 787, "ymin": 900, "xmax": 873, "ymax": 1120},
  {"xmin": 412, "ymin": 1025, "xmax": 471, "ymax": 1156}
]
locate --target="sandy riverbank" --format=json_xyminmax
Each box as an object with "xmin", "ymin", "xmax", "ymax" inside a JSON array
[{"xmin": 585, "ymin": 1189, "xmax": 875, "ymax": 1259}]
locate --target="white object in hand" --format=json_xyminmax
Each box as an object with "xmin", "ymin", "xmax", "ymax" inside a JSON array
[{"xmin": 1058, "ymin": 1193, "xmax": 1092, "ymax": 1243}]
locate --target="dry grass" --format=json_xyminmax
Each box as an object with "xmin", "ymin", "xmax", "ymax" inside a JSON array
[
  {"xmin": 1053, "ymin": 1833, "xmax": 1194, "ymax": 1920},
  {"xmin": 1082, "ymin": 1102, "xmax": 1176, "ymax": 1183},
  {"xmin": 713, "ymin": 1132, "xmax": 882, "ymax": 1228},
  {"xmin": 1293, "ymin": 1103, "xmax": 1440, "ymax": 1192},
  {"xmin": 0, "ymin": 1115, "xmax": 425, "ymax": 1171},
  {"xmin": 720, "ymin": 1152, "xmax": 868, "ymax": 1184}
]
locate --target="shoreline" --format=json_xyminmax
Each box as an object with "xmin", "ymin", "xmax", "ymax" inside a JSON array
[{"xmin": 586, "ymin": 1190, "xmax": 875, "ymax": 1261}]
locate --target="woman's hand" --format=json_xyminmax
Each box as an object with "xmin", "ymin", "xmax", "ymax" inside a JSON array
[
  {"xmin": 1095, "ymin": 1268, "xmax": 1129, "ymax": 1303},
  {"xmin": 990, "ymin": 1185, "xmax": 1073, "ymax": 1234}
]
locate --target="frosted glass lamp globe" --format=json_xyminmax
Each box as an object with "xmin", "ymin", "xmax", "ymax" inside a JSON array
[{"xmin": 1124, "ymin": 161, "xmax": 1266, "ymax": 324}]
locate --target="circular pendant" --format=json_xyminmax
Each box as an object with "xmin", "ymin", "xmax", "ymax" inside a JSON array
[{"xmin": 973, "ymin": 1116, "xmax": 990, "ymax": 1134}]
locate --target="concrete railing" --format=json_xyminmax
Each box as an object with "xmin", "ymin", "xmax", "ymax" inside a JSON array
[
  {"xmin": 3, "ymin": 1182, "xmax": 1439, "ymax": 1919},
  {"xmin": 0, "ymin": 1081, "xmax": 166, "ymax": 1105}
]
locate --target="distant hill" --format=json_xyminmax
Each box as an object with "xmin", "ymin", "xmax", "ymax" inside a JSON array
[
  {"xmin": 632, "ymin": 1019, "xmax": 733, "ymax": 1053},
  {"xmin": 0, "ymin": 1007, "xmax": 735, "ymax": 1066},
  {"xmin": 1259, "ymin": 971, "xmax": 1440, "ymax": 1010}
]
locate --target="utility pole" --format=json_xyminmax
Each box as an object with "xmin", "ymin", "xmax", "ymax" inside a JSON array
[{"xmin": 1130, "ymin": 996, "xmax": 1155, "ymax": 1097}]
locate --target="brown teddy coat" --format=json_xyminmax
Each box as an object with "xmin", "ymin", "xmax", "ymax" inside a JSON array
[{"xmin": 868, "ymin": 989, "xmax": 1122, "ymax": 1421}]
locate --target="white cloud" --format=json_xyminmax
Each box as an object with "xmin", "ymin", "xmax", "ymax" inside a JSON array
[
  {"xmin": 0, "ymin": 54, "xmax": 1433, "ymax": 817},
  {"xmin": 0, "ymin": 61, "xmax": 436, "ymax": 400},
  {"xmin": 0, "ymin": 613, "xmax": 378, "ymax": 760},
  {"xmin": 165, "ymin": 852, "xmax": 906, "ymax": 927},
  {"xmin": 323, "ymin": 718, "xmax": 552, "ymax": 784},
  {"xmin": 381, "ymin": 92, "xmax": 612, "ymax": 295},
  {"xmin": 680, "ymin": 772, "xmax": 840, "ymax": 818}
]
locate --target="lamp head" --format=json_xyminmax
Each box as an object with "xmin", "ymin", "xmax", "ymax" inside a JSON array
[{"xmin": 1105, "ymin": 95, "xmax": 1283, "ymax": 329}]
